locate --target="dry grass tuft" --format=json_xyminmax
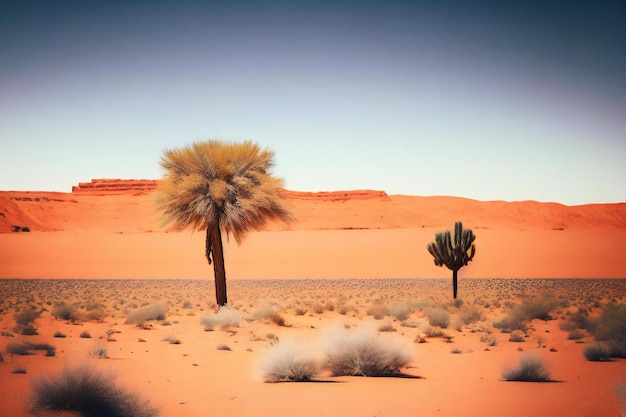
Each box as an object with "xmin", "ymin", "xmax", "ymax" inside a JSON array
[
  {"xmin": 29, "ymin": 364, "xmax": 159, "ymax": 417},
  {"xmin": 502, "ymin": 355, "xmax": 552, "ymax": 382},
  {"xmin": 323, "ymin": 323, "xmax": 413, "ymax": 377},
  {"xmin": 258, "ymin": 339, "xmax": 322, "ymax": 382}
]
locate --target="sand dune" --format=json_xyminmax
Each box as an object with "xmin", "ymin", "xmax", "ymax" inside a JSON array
[{"xmin": 1, "ymin": 179, "xmax": 625, "ymax": 279}]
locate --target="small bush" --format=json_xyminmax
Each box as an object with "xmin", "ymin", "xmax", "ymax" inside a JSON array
[
  {"xmin": 502, "ymin": 355, "xmax": 552, "ymax": 382},
  {"xmin": 567, "ymin": 329, "xmax": 586, "ymax": 340},
  {"xmin": 201, "ymin": 306, "xmax": 243, "ymax": 331},
  {"xmin": 509, "ymin": 330, "xmax": 526, "ymax": 342},
  {"xmin": 593, "ymin": 303, "xmax": 626, "ymax": 343},
  {"xmin": 424, "ymin": 326, "xmax": 448, "ymax": 338},
  {"xmin": 15, "ymin": 308, "xmax": 41, "ymax": 326},
  {"xmin": 583, "ymin": 342, "xmax": 612, "ymax": 362},
  {"xmin": 426, "ymin": 308, "xmax": 450, "ymax": 328},
  {"xmin": 162, "ymin": 335, "xmax": 181, "ymax": 344},
  {"xmin": 378, "ymin": 322, "xmax": 396, "ymax": 332},
  {"xmin": 521, "ymin": 297, "xmax": 557, "ymax": 321},
  {"xmin": 389, "ymin": 302, "xmax": 411, "ymax": 321},
  {"xmin": 252, "ymin": 301, "xmax": 281, "ymax": 321},
  {"xmin": 29, "ymin": 365, "xmax": 160, "ymax": 417},
  {"xmin": 93, "ymin": 347, "xmax": 108, "ymax": 359},
  {"xmin": 125, "ymin": 304, "xmax": 166, "ymax": 326},
  {"xmin": 259, "ymin": 339, "xmax": 322, "ymax": 382},
  {"xmin": 53, "ymin": 331, "xmax": 67, "ymax": 338},
  {"xmin": 270, "ymin": 313, "xmax": 287, "ymax": 327},
  {"xmin": 6, "ymin": 341, "xmax": 55, "ymax": 356},
  {"xmin": 458, "ymin": 304, "xmax": 483, "ymax": 325},
  {"xmin": 13, "ymin": 366, "xmax": 27, "ymax": 374},
  {"xmin": 79, "ymin": 331, "xmax": 92, "ymax": 338},
  {"xmin": 217, "ymin": 344, "xmax": 231, "ymax": 351},
  {"xmin": 480, "ymin": 335, "xmax": 498, "ymax": 346},
  {"xmin": 51, "ymin": 302, "xmax": 78, "ymax": 321},
  {"xmin": 15, "ymin": 325, "xmax": 38, "ymax": 336},
  {"xmin": 366, "ymin": 304, "xmax": 390, "ymax": 320},
  {"xmin": 323, "ymin": 323, "xmax": 413, "ymax": 377}
]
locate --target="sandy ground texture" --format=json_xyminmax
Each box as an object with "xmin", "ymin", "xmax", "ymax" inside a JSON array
[
  {"xmin": 0, "ymin": 279, "xmax": 625, "ymax": 417},
  {"xmin": 1, "ymin": 180, "xmax": 625, "ymax": 416}
]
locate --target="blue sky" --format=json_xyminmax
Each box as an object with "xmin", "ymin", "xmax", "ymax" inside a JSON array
[{"xmin": 1, "ymin": 0, "xmax": 625, "ymax": 205}]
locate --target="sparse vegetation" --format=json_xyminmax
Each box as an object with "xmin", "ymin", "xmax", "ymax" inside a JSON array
[
  {"xmin": 323, "ymin": 323, "xmax": 413, "ymax": 377},
  {"xmin": 259, "ymin": 339, "xmax": 322, "ymax": 382},
  {"xmin": 502, "ymin": 355, "xmax": 552, "ymax": 382},
  {"xmin": 51, "ymin": 302, "xmax": 78, "ymax": 321},
  {"xmin": 29, "ymin": 365, "xmax": 160, "ymax": 417},
  {"xmin": 509, "ymin": 330, "xmax": 526, "ymax": 342},
  {"xmin": 583, "ymin": 342, "xmax": 611, "ymax": 362},
  {"xmin": 6, "ymin": 341, "xmax": 55, "ymax": 356},
  {"xmin": 201, "ymin": 306, "xmax": 243, "ymax": 331},
  {"xmin": 426, "ymin": 308, "xmax": 450, "ymax": 328},
  {"xmin": 125, "ymin": 304, "xmax": 166, "ymax": 326}
]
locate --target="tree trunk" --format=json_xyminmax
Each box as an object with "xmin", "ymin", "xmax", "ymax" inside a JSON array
[
  {"xmin": 452, "ymin": 269, "xmax": 458, "ymax": 299},
  {"xmin": 208, "ymin": 219, "xmax": 228, "ymax": 306}
]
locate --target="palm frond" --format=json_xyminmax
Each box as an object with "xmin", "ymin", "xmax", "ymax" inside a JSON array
[{"xmin": 156, "ymin": 140, "xmax": 292, "ymax": 242}]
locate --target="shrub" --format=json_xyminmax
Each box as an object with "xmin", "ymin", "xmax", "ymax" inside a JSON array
[
  {"xmin": 520, "ymin": 297, "xmax": 557, "ymax": 321},
  {"xmin": 201, "ymin": 306, "xmax": 243, "ymax": 331},
  {"xmin": 125, "ymin": 304, "xmax": 166, "ymax": 326},
  {"xmin": 323, "ymin": 323, "xmax": 413, "ymax": 377},
  {"xmin": 217, "ymin": 344, "xmax": 231, "ymax": 351},
  {"xmin": 162, "ymin": 335, "xmax": 181, "ymax": 344},
  {"xmin": 378, "ymin": 322, "xmax": 396, "ymax": 332},
  {"xmin": 79, "ymin": 331, "xmax": 92, "ymax": 339},
  {"xmin": 12, "ymin": 366, "xmax": 27, "ymax": 374},
  {"xmin": 53, "ymin": 331, "xmax": 67, "ymax": 338},
  {"xmin": 29, "ymin": 365, "xmax": 160, "ymax": 417},
  {"xmin": 502, "ymin": 355, "xmax": 552, "ymax": 382},
  {"xmin": 593, "ymin": 303, "xmax": 626, "ymax": 343},
  {"xmin": 270, "ymin": 313, "xmax": 287, "ymax": 327},
  {"xmin": 424, "ymin": 326, "xmax": 448, "ymax": 338},
  {"xmin": 426, "ymin": 308, "xmax": 450, "ymax": 328},
  {"xmin": 567, "ymin": 329, "xmax": 586, "ymax": 340},
  {"xmin": 583, "ymin": 342, "xmax": 611, "ymax": 361},
  {"xmin": 51, "ymin": 302, "xmax": 78, "ymax": 321},
  {"xmin": 258, "ymin": 339, "xmax": 322, "ymax": 382},
  {"xmin": 6, "ymin": 341, "xmax": 55, "ymax": 356},
  {"xmin": 458, "ymin": 304, "xmax": 482, "ymax": 325},
  {"xmin": 480, "ymin": 335, "xmax": 498, "ymax": 346},
  {"xmin": 93, "ymin": 347, "xmax": 108, "ymax": 359},
  {"xmin": 494, "ymin": 297, "xmax": 557, "ymax": 333},
  {"xmin": 389, "ymin": 302, "xmax": 411, "ymax": 321},
  {"xmin": 14, "ymin": 308, "xmax": 41, "ymax": 326},
  {"xmin": 509, "ymin": 330, "xmax": 526, "ymax": 342},
  {"xmin": 252, "ymin": 301, "xmax": 281, "ymax": 321},
  {"xmin": 16, "ymin": 325, "xmax": 38, "ymax": 336},
  {"xmin": 366, "ymin": 304, "xmax": 390, "ymax": 320}
]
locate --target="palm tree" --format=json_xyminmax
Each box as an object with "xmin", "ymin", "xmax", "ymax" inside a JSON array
[
  {"xmin": 427, "ymin": 221, "xmax": 476, "ymax": 299},
  {"xmin": 157, "ymin": 140, "xmax": 292, "ymax": 306}
]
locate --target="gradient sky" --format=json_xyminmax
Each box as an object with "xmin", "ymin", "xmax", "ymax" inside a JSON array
[{"xmin": 1, "ymin": 0, "xmax": 625, "ymax": 205}]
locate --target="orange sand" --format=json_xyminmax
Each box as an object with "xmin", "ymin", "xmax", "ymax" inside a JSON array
[{"xmin": 1, "ymin": 180, "xmax": 625, "ymax": 417}]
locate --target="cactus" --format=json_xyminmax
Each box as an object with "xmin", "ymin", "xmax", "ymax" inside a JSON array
[{"xmin": 427, "ymin": 222, "xmax": 476, "ymax": 299}]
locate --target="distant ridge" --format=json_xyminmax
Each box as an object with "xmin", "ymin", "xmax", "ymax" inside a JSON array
[
  {"xmin": 72, "ymin": 178, "xmax": 158, "ymax": 195},
  {"xmin": 1, "ymin": 178, "xmax": 625, "ymax": 233}
]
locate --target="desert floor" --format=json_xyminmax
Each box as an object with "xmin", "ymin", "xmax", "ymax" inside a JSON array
[{"xmin": 1, "ymin": 278, "xmax": 625, "ymax": 417}]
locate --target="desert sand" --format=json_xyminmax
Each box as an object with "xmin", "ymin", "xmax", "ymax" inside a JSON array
[{"xmin": 1, "ymin": 179, "xmax": 625, "ymax": 417}]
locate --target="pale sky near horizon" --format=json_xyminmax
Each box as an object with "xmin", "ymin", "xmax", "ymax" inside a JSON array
[{"xmin": 1, "ymin": 0, "xmax": 625, "ymax": 205}]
